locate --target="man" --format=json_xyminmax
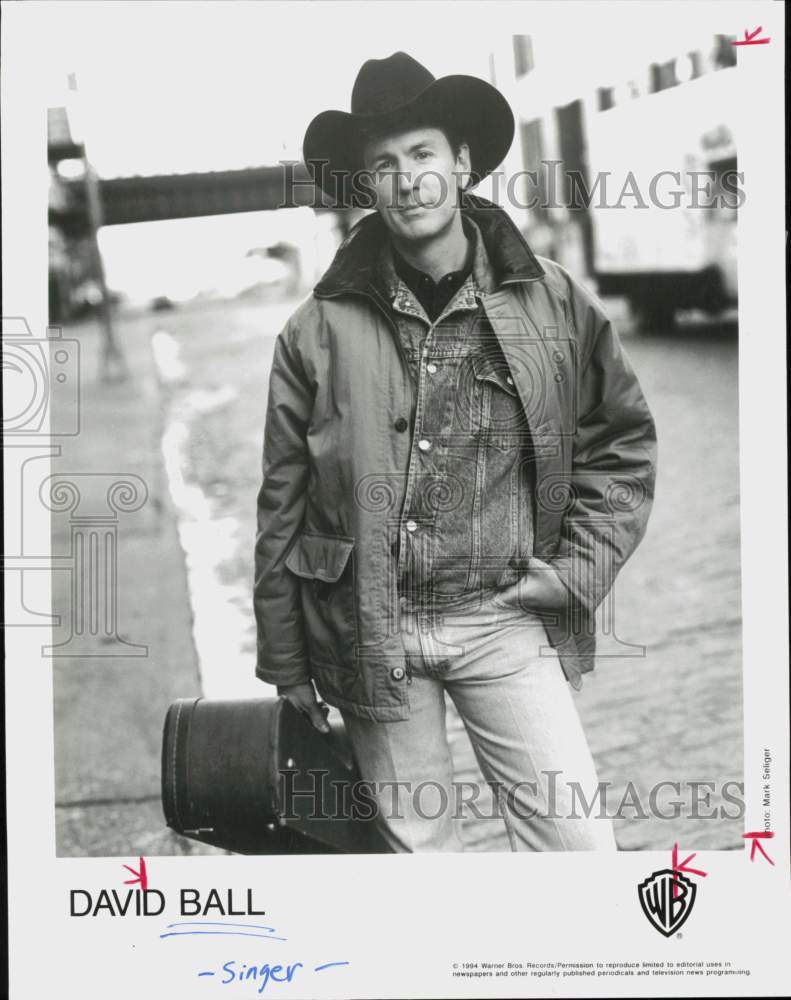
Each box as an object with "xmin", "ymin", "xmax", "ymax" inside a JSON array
[{"xmin": 254, "ymin": 52, "xmax": 657, "ymax": 852}]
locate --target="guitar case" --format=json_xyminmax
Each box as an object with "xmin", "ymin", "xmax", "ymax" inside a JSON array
[{"xmin": 161, "ymin": 696, "xmax": 392, "ymax": 854}]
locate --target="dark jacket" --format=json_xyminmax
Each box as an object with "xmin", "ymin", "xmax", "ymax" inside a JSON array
[{"xmin": 254, "ymin": 195, "xmax": 658, "ymax": 721}]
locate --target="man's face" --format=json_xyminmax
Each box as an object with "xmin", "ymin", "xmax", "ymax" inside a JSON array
[{"xmin": 361, "ymin": 126, "xmax": 471, "ymax": 243}]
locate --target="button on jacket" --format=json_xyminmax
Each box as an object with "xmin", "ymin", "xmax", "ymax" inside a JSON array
[
  {"xmin": 254, "ymin": 194, "xmax": 658, "ymax": 722},
  {"xmin": 375, "ymin": 219, "xmax": 536, "ymax": 609}
]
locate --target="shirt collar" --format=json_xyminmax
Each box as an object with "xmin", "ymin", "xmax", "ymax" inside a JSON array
[
  {"xmin": 391, "ymin": 217, "xmax": 476, "ymax": 293},
  {"xmin": 377, "ymin": 215, "xmax": 497, "ymax": 310}
]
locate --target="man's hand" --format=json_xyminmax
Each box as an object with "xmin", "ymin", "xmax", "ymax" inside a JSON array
[
  {"xmin": 494, "ymin": 556, "xmax": 570, "ymax": 612},
  {"xmin": 277, "ymin": 681, "xmax": 331, "ymax": 734}
]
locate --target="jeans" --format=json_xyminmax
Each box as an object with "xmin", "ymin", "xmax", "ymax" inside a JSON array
[{"xmin": 339, "ymin": 594, "xmax": 617, "ymax": 852}]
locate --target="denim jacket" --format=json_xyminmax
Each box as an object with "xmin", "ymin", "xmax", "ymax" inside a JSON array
[
  {"xmin": 254, "ymin": 195, "xmax": 658, "ymax": 721},
  {"xmin": 375, "ymin": 219, "xmax": 536, "ymax": 609}
]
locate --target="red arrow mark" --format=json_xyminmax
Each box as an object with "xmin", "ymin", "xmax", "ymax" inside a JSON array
[
  {"xmin": 732, "ymin": 26, "xmax": 771, "ymax": 45},
  {"xmin": 743, "ymin": 831, "xmax": 774, "ymax": 865},
  {"xmin": 123, "ymin": 856, "xmax": 148, "ymax": 891},
  {"xmin": 671, "ymin": 843, "xmax": 708, "ymax": 898}
]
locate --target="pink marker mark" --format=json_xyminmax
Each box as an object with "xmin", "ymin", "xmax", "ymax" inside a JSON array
[
  {"xmin": 123, "ymin": 856, "xmax": 148, "ymax": 891},
  {"xmin": 743, "ymin": 831, "xmax": 774, "ymax": 865},
  {"xmin": 731, "ymin": 27, "xmax": 771, "ymax": 46},
  {"xmin": 671, "ymin": 843, "xmax": 708, "ymax": 898}
]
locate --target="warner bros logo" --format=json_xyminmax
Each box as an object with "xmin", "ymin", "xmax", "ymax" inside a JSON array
[{"xmin": 637, "ymin": 869, "xmax": 698, "ymax": 937}]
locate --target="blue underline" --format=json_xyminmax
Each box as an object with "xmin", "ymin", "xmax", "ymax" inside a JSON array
[
  {"xmin": 161, "ymin": 931, "xmax": 287, "ymax": 941},
  {"xmin": 165, "ymin": 921, "xmax": 279, "ymax": 932}
]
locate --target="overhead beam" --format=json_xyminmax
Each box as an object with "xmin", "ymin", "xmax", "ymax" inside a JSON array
[{"xmin": 56, "ymin": 163, "xmax": 332, "ymax": 231}]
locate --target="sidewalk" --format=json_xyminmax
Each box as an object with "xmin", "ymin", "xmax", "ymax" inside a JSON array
[{"xmin": 52, "ymin": 313, "xmax": 224, "ymax": 856}]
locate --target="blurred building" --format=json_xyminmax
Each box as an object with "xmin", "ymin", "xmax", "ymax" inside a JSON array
[{"xmin": 489, "ymin": 31, "xmax": 738, "ymax": 323}]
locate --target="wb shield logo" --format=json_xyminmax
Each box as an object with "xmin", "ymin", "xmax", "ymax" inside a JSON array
[{"xmin": 638, "ymin": 869, "xmax": 697, "ymax": 937}]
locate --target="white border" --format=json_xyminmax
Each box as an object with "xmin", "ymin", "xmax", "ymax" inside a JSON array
[{"xmin": 3, "ymin": 2, "xmax": 789, "ymax": 998}]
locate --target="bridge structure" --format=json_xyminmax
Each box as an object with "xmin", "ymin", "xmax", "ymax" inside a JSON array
[
  {"xmin": 51, "ymin": 161, "xmax": 340, "ymax": 237},
  {"xmin": 47, "ymin": 104, "xmax": 349, "ymax": 372}
]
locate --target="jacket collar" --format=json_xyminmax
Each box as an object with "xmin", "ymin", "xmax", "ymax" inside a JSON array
[
  {"xmin": 314, "ymin": 193, "xmax": 545, "ymax": 299},
  {"xmin": 378, "ymin": 215, "xmax": 497, "ymax": 306}
]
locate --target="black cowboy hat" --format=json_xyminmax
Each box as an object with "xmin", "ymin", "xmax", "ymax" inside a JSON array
[{"xmin": 302, "ymin": 51, "xmax": 515, "ymax": 208}]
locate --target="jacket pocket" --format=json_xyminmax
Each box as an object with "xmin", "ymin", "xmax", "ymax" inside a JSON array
[
  {"xmin": 531, "ymin": 418, "xmax": 566, "ymax": 556},
  {"xmin": 470, "ymin": 354, "xmax": 531, "ymax": 454},
  {"xmin": 284, "ymin": 531, "xmax": 358, "ymax": 670}
]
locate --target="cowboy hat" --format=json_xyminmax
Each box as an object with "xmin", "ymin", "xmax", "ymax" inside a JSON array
[{"xmin": 302, "ymin": 51, "xmax": 515, "ymax": 208}]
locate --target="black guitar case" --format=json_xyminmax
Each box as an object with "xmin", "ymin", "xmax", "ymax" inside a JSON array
[{"xmin": 161, "ymin": 696, "xmax": 392, "ymax": 854}]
